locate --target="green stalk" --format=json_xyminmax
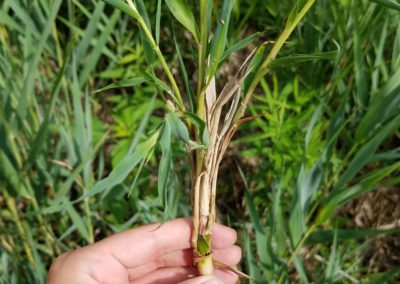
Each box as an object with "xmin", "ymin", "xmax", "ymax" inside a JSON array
[
  {"xmin": 196, "ymin": 0, "xmax": 209, "ymax": 121},
  {"xmin": 194, "ymin": 0, "xmax": 209, "ymax": 175},
  {"xmin": 126, "ymin": 0, "xmax": 185, "ymax": 112},
  {"xmin": 194, "ymin": 2, "xmax": 213, "ymax": 276},
  {"xmin": 235, "ymin": 0, "xmax": 316, "ymax": 120}
]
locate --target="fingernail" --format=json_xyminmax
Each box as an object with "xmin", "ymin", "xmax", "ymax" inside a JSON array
[{"xmin": 203, "ymin": 278, "xmax": 223, "ymax": 284}]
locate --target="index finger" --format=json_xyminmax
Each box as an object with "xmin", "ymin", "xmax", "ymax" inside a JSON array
[{"xmin": 92, "ymin": 217, "xmax": 236, "ymax": 268}]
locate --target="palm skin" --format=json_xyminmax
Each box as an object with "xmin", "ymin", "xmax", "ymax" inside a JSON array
[{"xmin": 47, "ymin": 218, "xmax": 240, "ymax": 284}]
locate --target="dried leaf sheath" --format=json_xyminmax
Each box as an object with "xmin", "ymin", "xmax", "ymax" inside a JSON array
[{"xmin": 191, "ymin": 51, "xmax": 258, "ymax": 278}]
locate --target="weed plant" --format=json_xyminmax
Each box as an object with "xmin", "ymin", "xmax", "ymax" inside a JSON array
[{"xmin": 0, "ymin": 0, "xmax": 399, "ymax": 283}]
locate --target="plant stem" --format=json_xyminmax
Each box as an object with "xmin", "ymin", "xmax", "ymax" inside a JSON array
[
  {"xmin": 127, "ymin": 1, "xmax": 185, "ymax": 112},
  {"xmin": 196, "ymin": 0, "xmax": 209, "ymax": 120},
  {"xmin": 235, "ymin": 0, "xmax": 316, "ymax": 120}
]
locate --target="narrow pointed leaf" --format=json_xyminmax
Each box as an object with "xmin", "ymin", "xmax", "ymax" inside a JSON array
[
  {"xmin": 165, "ymin": 0, "xmax": 199, "ymax": 42},
  {"xmin": 102, "ymin": 0, "xmax": 140, "ymax": 19},
  {"xmin": 158, "ymin": 121, "xmax": 172, "ymax": 208},
  {"xmin": 93, "ymin": 77, "xmax": 147, "ymax": 93}
]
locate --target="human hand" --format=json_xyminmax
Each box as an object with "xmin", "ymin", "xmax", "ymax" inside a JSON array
[{"xmin": 47, "ymin": 218, "xmax": 240, "ymax": 284}]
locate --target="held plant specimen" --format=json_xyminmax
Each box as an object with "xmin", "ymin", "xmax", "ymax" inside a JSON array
[{"xmin": 101, "ymin": 0, "xmax": 318, "ymax": 278}]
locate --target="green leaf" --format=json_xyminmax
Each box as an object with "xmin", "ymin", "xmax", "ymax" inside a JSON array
[
  {"xmin": 79, "ymin": 10, "xmax": 120, "ymax": 86},
  {"xmin": 355, "ymin": 85, "xmax": 400, "ymax": 141},
  {"xmin": 220, "ymin": 32, "xmax": 261, "ymax": 63},
  {"xmin": 75, "ymin": 131, "xmax": 159, "ymax": 201},
  {"xmin": 286, "ymin": 0, "xmax": 308, "ymax": 27},
  {"xmin": 101, "ymin": 0, "xmax": 140, "ymax": 19},
  {"xmin": 334, "ymin": 115, "xmax": 400, "ymax": 192},
  {"xmin": 93, "ymin": 77, "xmax": 147, "ymax": 93},
  {"xmin": 325, "ymin": 228, "xmax": 339, "ymax": 281},
  {"xmin": 306, "ymin": 227, "xmax": 400, "ymax": 244},
  {"xmin": 365, "ymin": 268, "xmax": 400, "ymax": 284},
  {"xmin": 25, "ymin": 39, "xmax": 74, "ymax": 169},
  {"xmin": 243, "ymin": 45, "xmax": 266, "ymax": 94},
  {"xmin": 197, "ymin": 235, "xmax": 211, "ymax": 255},
  {"xmin": 165, "ymin": 0, "xmax": 199, "ymax": 42},
  {"xmin": 368, "ymin": 0, "xmax": 400, "ymax": 11},
  {"xmin": 156, "ymin": 0, "xmax": 162, "ymax": 44},
  {"xmin": 183, "ymin": 112, "xmax": 209, "ymax": 146},
  {"xmin": 145, "ymin": 72, "xmax": 172, "ymax": 93},
  {"xmin": 317, "ymin": 161, "xmax": 400, "ymax": 224},
  {"xmin": 0, "ymin": 150, "xmax": 30, "ymax": 199},
  {"xmin": 166, "ymin": 112, "xmax": 190, "ymax": 143},
  {"xmin": 64, "ymin": 201, "xmax": 90, "ymax": 242},
  {"xmin": 158, "ymin": 121, "xmax": 172, "ymax": 208},
  {"xmin": 136, "ymin": 0, "xmax": 154, "ymax": 65},
  {"xmin": 267, "ymin": 51, "xmax": 339, "ymax": 69},
  {"xmin": 238, "ymin": 165, "xmax": 263, "ymax": 233},
  {"xmin": 352, "ymin": 4, "xmax": 369, "ymax": 109},
  {"xmin": 208, "ymin": 0, "xmax": 234, "ymax": 80},
  {"xmin": 0, "ymin": 10, "xmax": 24, "ymax": 33},
  {"xmin": 76, "ymin": 1, "xmax": 105, "ymax": 62},
  {"xmin": 19, "ymin": 0, "xmax": 63, "ymax": 119},
  {"xmin": 174, "ymin": 37, "xmax": 196, "ymax": 112}
]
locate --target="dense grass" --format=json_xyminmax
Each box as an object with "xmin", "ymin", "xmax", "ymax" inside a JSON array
[{"xmin": 1, "ymin": 0, "xmax": 400, "ymax": 283}]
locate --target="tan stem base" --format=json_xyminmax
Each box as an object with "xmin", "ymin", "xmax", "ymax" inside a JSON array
[{"xmin": 196, "ymin": 253, "xmax": 214, "ymax": 276}]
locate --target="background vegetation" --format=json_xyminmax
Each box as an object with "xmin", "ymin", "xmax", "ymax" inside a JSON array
[{"xmin": 1, "ymin": 0, "xmax": 400, "ymax": 283}]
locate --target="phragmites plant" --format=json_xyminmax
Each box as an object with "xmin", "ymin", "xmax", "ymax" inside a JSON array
[{"xmin": 102, "ymin": 0, "xmax": 316, "ymax": 278}]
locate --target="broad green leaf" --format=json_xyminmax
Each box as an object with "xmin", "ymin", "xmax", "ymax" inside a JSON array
[
  {"xmin": 165, "ymin": 0, "xmax": 199, "ymax": 42},
  {"xmin": 93, "ymin": 78, "xmax": 147, "ymax": 93}
]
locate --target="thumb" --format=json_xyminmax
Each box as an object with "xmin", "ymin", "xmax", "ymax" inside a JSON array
[{"xmin": 178, "ymin": 275, "xmax": 224, "ymax": 284}]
